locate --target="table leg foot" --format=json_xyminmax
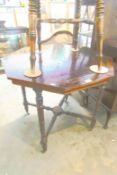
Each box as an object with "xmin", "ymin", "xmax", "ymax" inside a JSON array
[
  {"xmin": 103, "ymin": 111, "xmax": 111, "ymax": 129},
  {"xmin": 40, "ymin": 138, "xmax": 47, "ymax": 153},
  {"xmin": 89, "ymin": 118, "xmax": 96, "ymax": 130},
  {"xmin": 79, "ymin": 90, "xmax": 88, "ymax": 108}
]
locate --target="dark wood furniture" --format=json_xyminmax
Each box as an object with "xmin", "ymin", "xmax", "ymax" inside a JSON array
[
  {"xmin": 3, "ymin": 0, "xmax": 114, "ymax": 152},
  {"xmin": 101, "ymin": 38, "xmax": 117, "ymax": 128},
  {"xmin": 79, "ymin": 0, "xmax": 96, "ymax": 48},
  {"xmin": 0, "ymin": 26, "xmax": 28, "ymax": 73},
  {"xmin": 4, "ymin": 45, "xmax": 114, "ymax": 152},
  {"xmin": 0, "ymin": 26, "xmax": 29, "ymax": 47},
  {"xmin": 0, "ymin": 26, "xmax": 28, "ymax": 35},
  {"xmin": 104, "ymin": 38, "xmax": 117, "ymax": 59},
  {"xmin": 82, "ymin": 38, "xmax": 117, "ymax": 129}
]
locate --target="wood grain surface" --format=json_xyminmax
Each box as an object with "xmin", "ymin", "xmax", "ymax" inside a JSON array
[{"xmin": 4, "ymin": 45, "xmax": 114, "ymax": 94}]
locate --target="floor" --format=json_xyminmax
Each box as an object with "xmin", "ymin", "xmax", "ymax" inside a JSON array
[{"xmin": 0, "ymin": 74, "xmax": 117, "ymax": 175}]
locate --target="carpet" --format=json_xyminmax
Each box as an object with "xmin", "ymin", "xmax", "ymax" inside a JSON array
[{"xmin": 0, "ymin": 74, "xmax": 117, "ymax": 175}]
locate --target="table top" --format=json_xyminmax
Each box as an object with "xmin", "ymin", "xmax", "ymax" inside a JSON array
[
  {"xmin": 0, "ymin": 27, "xmax": 28, "ymax": 35},
  {"xmin": 4, "ymin": 45, "xmax": 114, "ymax": 94}
]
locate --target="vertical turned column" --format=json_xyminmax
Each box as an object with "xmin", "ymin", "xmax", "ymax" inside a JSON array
[
  {"xmin": 24, "ymin": 0, "xmax": 41, "ymax": 77},
  {"xmin": 34, "ymin": 89, "xmax": 47, "ymax": 152},
  {"xmin": 72, "ymin": 0, "xmax": 82, "ymax": 51},
  {"xmin": 96, "ymin": 0, "xmax": 104, "ymax": 69},
  {"xmin": 89, "ymin": 0, "xmax": 108, "ymax": 73},
  {"xmin": 37, "ymin": 0, "xmax": 41, "ymax": 52}
]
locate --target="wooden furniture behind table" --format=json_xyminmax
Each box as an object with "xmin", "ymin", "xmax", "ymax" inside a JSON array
[
  {"xmin": 101, "ymin": 38, "xmax": 117, "ymax": 128},
  {"xmin": 0, "ymin": 26, "xmax": 29, "ymax": 48},
  {"xmin": 0, "ymin": 25, "xmax": 29, "ymax": 73}
]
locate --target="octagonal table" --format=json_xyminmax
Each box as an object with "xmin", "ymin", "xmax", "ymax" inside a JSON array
[{"xmin": 4, "ymin": 45, "xmax": 114, "ymax": 152}]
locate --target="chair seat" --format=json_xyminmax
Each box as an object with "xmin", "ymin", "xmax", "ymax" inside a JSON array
[{"xmin": 104, "ymin": 38, "xmax": 117, "ymax": 59}]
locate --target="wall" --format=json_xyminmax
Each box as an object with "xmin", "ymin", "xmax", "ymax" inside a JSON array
[
  {"xmin": 104, "ymin": 0, "xmax": 117, "ymax": 39},
  {"xmin": 0, "ymin": 7, "xmax": 28, "ymax": 27}
]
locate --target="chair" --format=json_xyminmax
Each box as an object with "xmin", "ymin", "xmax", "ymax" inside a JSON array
[
  {"xmin": 100, "ymin": 38, "xmax": 117, "ymax": 128},
  {"xmin": 80, "ymin": 1, "xmax": 117, "ymax": 129},
  {"xmin": 82, "ymin": 38, "xmax": 117, "ymax": 129},
  {"xmin": 103, "ymin": 1, "xmax": 117, "ymax": 123},
  {"xmin": 6, "ymin": 0, "xmax": 114, "ymax": 152},
  {"xmin": 79, "ymin": 0, "xmax": 96, "ymax": 48}
]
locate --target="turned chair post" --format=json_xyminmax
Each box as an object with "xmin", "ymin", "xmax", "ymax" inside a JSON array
[
  {"xmin": 72, "ymin": 0, "xmax": 82, "ymax": 51},
  {"xmin": 96, "ymin": 0, "xmax": 104, "ymax": 69},
  {"xmin": 24, "ymin": 0, "xmax": 41, "ymax": 77}
]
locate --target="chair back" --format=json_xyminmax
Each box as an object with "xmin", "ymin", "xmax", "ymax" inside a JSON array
[
  {"xmin": 36, "ymin": 0, "xmax": 83, "ymax": 52},
  {"xmin": 83, "ymin": 0, "xmax": 96, "ymax": 6},
  {"xmin": 79, "ymin": 0, "xmax": 96, "ymax": 48}
]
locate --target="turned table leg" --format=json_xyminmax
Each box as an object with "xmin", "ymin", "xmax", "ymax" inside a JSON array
[
  {"xmin": 21, "ymin": 86, "xmax": 29, "ymax": 114},
  {"xmin": 34, "ymin": 89, "xmax": 47, "ymax": 152},
  {"xmin": 103, "ymin": 110, "xmax": 112, "ymax": 129},
  {"xmin": 90, "ymin": 86, "xmax": 105, "ymax": 130}
]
